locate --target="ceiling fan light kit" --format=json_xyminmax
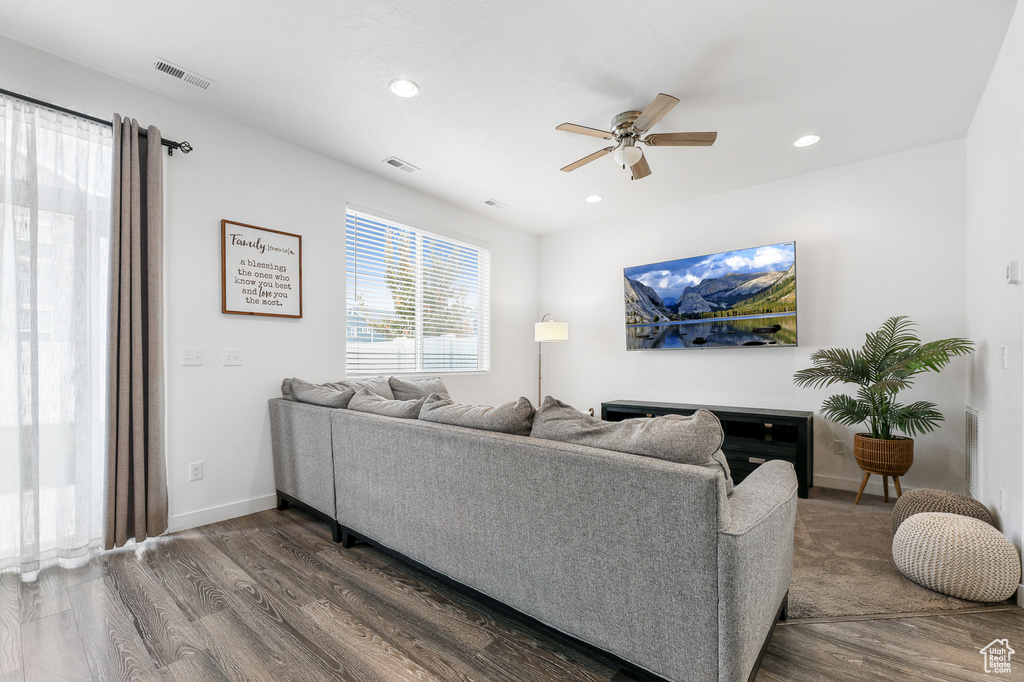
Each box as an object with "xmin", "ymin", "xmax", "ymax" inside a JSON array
[
  {"xmin": 612, "ymin": 143, "xmax": 643, "ymax": 169},
  {"xmin": 556, "ymin": 93, "xmax": 717, "ymax": 180}
]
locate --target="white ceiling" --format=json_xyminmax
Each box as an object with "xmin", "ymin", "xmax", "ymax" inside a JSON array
[{"xmin": 0, "ymin": 1, "xmax": 1016, "ymax": 234}]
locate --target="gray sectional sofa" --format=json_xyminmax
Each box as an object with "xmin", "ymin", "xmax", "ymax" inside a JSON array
[{"xmin": 268, "ymin": 392, "xmax": 798, "ymax": 682}]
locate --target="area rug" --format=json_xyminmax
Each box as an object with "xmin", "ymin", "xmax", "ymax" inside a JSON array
[{"xmin": 787, "ymin": 487, "xmax": 997, "ymax": 619}]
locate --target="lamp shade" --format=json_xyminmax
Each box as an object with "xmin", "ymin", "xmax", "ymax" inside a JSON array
[{"xmin": 535, "ymin": 320, "xmax": 569, "ymax": 342}]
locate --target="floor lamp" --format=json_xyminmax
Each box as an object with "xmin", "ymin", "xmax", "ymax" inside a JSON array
[{"xmin": 535, "ymin": 313, "xmax": 569, "ymax": 406}]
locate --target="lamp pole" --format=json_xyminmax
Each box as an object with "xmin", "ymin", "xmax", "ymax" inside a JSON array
[{"xmin": 534, "ymin": 313, "xmax": 568, "ymax": 407}]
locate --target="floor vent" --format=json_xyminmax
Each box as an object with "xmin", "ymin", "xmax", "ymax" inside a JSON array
[
  {"xmin": 484, "ymin": 199, "xmax": 509, "ymax": 209},
  {"xmin": 382, "ymin": 156, "xmax": 420, "ymax": 173},
  {"xmin": 966, "ymin": 406, "xmax": 979, "ymax": 497},
  {"xmin": 153, "ymin": 58, "xmax": 216, "ymax": 90}
]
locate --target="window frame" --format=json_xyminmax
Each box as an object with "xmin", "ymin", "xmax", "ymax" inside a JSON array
[{"xmin": 344, "ymin": 206, "xmax": 491, "ymax": 376}]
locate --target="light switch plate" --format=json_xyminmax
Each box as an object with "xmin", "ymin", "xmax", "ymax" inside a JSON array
[
  {"xmin": 182, "ymin": 348, "xmax": 203, "ymax": 366},
  {"xmin": 223, "ymin": 348, "xmax": 242, "ymax": 366}
]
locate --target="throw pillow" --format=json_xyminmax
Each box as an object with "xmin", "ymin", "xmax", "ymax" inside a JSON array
[
  {"xmin": 531, "ymin": 397, "xmax": 728, "ymax": 479},
  {"xmin": 348, "ymin": 388, "xmax": 425, "ymax": 419},
  {"xmin": 390, "ymin": 376, "xmax": 451, "ymax": 401},
  {"xmin": 334, "ymin": 376, "xmax": 395, "ymax": 400},
  {"xmin": 418, "ymin": 393, "xmax": 534, "ymax": 437},
  {"xmin": 706, "ymin": 449, "xmax": 734, "ymax": 495},
  {"xmin": 289, "ymin": 378, "xmax": 356, "ymax": 408},
  {"xmin": 281, "ymin": 378, "xmax": 296, "ymax": 400}
]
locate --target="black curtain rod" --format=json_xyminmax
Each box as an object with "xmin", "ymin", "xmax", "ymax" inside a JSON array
[{"xmin": 0, "ymin": 86, "xmax": 193, "ymax": 156}]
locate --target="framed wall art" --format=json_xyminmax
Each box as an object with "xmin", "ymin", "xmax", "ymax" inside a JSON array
[{"xmin": 221, "ymin": 219, "xmax": 302, "ymax": 318}]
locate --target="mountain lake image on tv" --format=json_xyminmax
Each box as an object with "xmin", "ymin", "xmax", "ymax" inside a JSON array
[{"xmin": 624, "ymin": 241, "xmax": 796, "ymax": 350}]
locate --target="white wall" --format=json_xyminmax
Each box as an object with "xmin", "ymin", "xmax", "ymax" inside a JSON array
[
  {"xmin": 539, "ymin": 140, "xmax": 970, "ymax": 497},
  {"xmin": 966, "ymin": 0, "xmax": 1024, "ymax": 559},
  {"xmin": 0, "ymin": 36, "xmax": 539, "ymax": 531}
]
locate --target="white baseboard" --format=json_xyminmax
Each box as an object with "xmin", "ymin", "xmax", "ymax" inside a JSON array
[
  {"xmin": 167, "ymin": 493, "xmax": 277, "ymax": 533},
  {"xmin": 1018, "ymin": 584, "xmax": 1024, "ymax": 608},
  {"xmin": 813, "ymin": 474, "xmax": 919, "ymax": 499}
]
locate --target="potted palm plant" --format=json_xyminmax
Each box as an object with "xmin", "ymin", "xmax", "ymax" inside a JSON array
[{"xmin": 793, "ymin": 316, "xmax": 973, "ymax": 504}]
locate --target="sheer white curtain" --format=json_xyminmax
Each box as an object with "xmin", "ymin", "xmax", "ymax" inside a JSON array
[{"xmin": 0, "ymin": 94, "xmax": 113, "ymax": 573}]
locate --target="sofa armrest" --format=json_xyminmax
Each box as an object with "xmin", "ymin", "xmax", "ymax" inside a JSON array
[
  {"xmin": 717, "ymin": 460, "xmax": 798, "ymax": 682},
  {"xmin": 268, "ymin": 398, "xmax": 337, "ymax": 518}
]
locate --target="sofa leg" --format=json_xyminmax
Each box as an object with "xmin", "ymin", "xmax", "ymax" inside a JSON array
[
  {"xmin": 276, "ymin": 491, "xmax": 290, "ymax": 511},
  {"xmin": 331, "ymin": 521, "xmax": 342, "ymax": 544},
  {"xmin": 340, "ymin": 527, "xmax": 357, "ymax": 549},
  {"xmin": 779, "ymin": 592, "xmax": 789, "ymax": 622}
]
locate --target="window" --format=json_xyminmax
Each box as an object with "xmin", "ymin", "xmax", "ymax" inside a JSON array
[{"xmin": 345, "ymin": 209, "xmax": 490, "ymax": 375}]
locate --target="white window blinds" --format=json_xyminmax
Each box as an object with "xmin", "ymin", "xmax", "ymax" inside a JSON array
[{"xmin": 345, "ymin": 209, "xmax": 491, "ymax": 375}]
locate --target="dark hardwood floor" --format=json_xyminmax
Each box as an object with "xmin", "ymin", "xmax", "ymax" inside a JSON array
[{"xmin": 1, "ymin": 506, "xmax": 1020, "ymax": 681}]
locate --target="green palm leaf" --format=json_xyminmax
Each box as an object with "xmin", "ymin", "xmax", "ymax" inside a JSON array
[
  {"xmin": 819, "ymin": 394, "xmax": 871, "ymax": 427},
  {"xmin": 890, "ymin": 401, "xmax": 945, "ymax": 437},
  {"xmin": 794, "ymin": 316, "xmax": 974, "ymax": 439},
  {"xmin": 861, "ymin": 316, "xmax": 918, "ymax": 380},
  {"xmin": 793, "ymin": 348, "xmax": 870, "ymax": 388}
]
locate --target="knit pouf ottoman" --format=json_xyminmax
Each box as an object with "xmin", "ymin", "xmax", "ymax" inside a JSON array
[
  {"xmin": 891, "ymin": 488, "xmax": 993, "ymax": 534},
  {"xmin": 892, "ymin": 512, "xmax": 1021, "ymax": 602}
]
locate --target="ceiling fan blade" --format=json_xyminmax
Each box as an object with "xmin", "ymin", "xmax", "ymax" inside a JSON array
[
  {"xmin": 630, "ymin": 154, "xmax": 651, "ymax": 180},
  {"xmin": 632, "ymin": 93, "xmax": 679, "ymax": 134},
  {"xmin": 556, "ymin": 123, "xmax": 615, "ymax": 140},
  {"xmin": 643, "ymin": 132, "xmax": 718, "ymax": 147},
  {"xmin": 560, "ymin": 146, "xmax": 615, "ymax": 172}
]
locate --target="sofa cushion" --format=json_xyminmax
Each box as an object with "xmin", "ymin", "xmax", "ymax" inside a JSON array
[
  {"xmin": 531, "ymin": 397, "xmax": 731, "ymax": 487},
  {"xmin": 348, "ymin": 389, "xmax": 425, "ymax": 419},
  {"xmin": 390, "ymin": 376, "xmax": 451, "ymax": 401},
  {"xmin": 335, "ymin": 376, "xmax": 395, "ymax": 400},
  {"xmin": 418, "ymin": 393, "xmax": 534, "ymax": 436},
  {"xmin": 284, "ymin": 378, "xmax": 356, "ymax": 408}
]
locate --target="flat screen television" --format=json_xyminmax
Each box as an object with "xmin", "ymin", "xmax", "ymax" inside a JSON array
[{"xmin": 624, "ymin": 241, "xmax": 796, "ymax": 350}]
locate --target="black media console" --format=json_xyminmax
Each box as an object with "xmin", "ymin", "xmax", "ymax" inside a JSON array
[{"xmin": 601, "ymin": 400, "xmax": 813, "ymax": 499}]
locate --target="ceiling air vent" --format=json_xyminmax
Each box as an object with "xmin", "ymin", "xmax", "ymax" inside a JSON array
[
  {"xmin": 153, "ymin": 58, "xmax": 216, "ymax": 90},
  {"xmin": 484, "ymin": 199, "xmax": 509, "ymax": 209},
  {"xmin": 382, "ymin": 156, "xmax": 420, "ymax": 173}
]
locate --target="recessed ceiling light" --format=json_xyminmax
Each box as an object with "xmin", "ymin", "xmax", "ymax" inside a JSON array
[
  {"xmin": 389, "ymin": 78, "xmax": 419, "ymax": 97},
  {"xmin": 585, "ymin": 195, "xmax": 603, "ymax": 203},
  {"xmin": 794, "ymin": 135, "xmax": 820, "ymax": 148}
]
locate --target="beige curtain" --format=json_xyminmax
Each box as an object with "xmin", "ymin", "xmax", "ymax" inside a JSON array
[{"xmin": 105, "ymin": 116, "xmax": 167, "ymax": 549}]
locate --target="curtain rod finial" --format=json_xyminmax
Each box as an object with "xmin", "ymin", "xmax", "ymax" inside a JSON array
[{"xmin": 167, "ymin": 140, "xmax": 193, "ymax": 156}]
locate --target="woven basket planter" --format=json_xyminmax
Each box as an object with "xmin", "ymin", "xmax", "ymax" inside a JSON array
[
  {"xmin": 854, "ymin": 433, "xmax": 914, "ymax": 476},
  {"xmin": 853, "ymin": 434, "xmax": 914, "ymax": 504}
]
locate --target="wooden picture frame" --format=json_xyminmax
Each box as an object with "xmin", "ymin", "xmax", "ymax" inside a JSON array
[{"xmin": 221, "ymin": 219, "xmax": 302, "ymax": 318}]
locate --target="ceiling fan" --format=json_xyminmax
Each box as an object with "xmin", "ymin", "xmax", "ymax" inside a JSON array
[{"xmin": 556, "ymin": 93, "xmax": 717, "ymax": 180}]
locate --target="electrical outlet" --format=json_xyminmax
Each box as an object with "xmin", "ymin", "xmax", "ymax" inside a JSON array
[
  {"xmin": 833, "ymin": 439, "xmax": 844, "ymax": 456},
  {"xmin": 182, "ymin": 348, "xmax": 204, "ymax": 366},
  {"xmin": 189, "ymin": 462, "xmax": 203, "ymax": 481},
  {"xmin": 223, "ymin": 348, "xmax": 242, "ymax": 366}
]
